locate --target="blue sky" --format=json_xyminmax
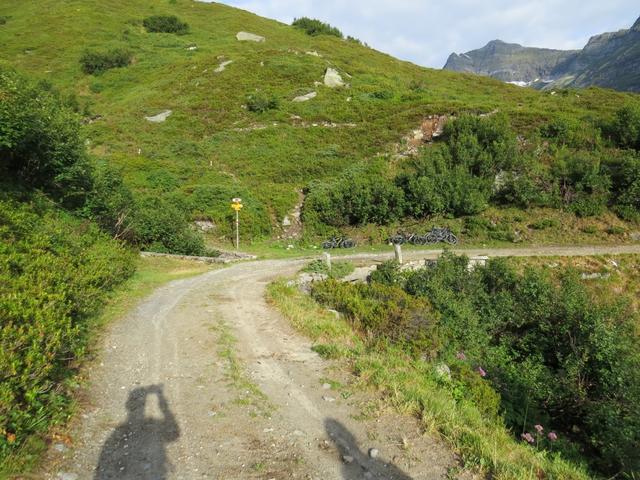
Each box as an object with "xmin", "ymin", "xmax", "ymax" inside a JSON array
[{"xmin": 212, "ymin": 0, "xmax": 637, "ymax": 68}]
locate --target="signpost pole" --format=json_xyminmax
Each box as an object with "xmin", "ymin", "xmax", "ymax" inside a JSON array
[
  {"xmin": 235, "ymin": 208, "xmax": 240, "ymax": 251},
  {"xmin": 231, "ymin": 198, "xmax": 243, "ymax": 251}
]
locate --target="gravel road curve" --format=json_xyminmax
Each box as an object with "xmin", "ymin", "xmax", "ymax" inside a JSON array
[{"xmin": 42, "ymin": 245, "xmax": 640, "ymax": 480}]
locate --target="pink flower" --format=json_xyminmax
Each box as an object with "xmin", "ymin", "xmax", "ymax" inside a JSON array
[
  {"xmin": 534, "ymin": 424, "xmax": 544, "ymax": 434},
  {"xmin": 477, "ymin": 366, "xmax": 487, "ymax": 377},
  {"xmin": 548, "ymin": 432, "xmax": 558, "ymax": 442},
  {"xmin": 521, "ymin": 432, "xmax": 535, "ymax": 444},
  {"xmin": 456, "ymin": 352, "xmax": 467, "ymax": 361}
]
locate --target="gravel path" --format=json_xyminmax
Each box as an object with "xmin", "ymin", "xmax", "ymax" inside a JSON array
[{"xmin": 42, "ymin": 245, "xmax": 640, "ymax": 480}]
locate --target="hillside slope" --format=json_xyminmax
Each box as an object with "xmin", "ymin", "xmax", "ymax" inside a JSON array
[
  {"xmin": 0, "ymin": 0, "xmax": 637, "ymax": 241},
  {"xmin": 444, "ymin": 16, "xmax": 640, "ymax": 92}
]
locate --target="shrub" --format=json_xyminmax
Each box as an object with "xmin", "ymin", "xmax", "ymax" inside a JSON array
[
  {"xmin": 0, "ymin": 67, "xmax": 92, "ymax": 208},
  {"xmin": 133, "ymin": 195, "xmax": 205, "ymax": 255},
  {"xmin": 605, "ymin": 105, "xmax": 640, "ymax": 150},
  {"xmin": 529, "ymin": 218, "xmax": 560, "ymax": 230},
  {"xmin": 292, "ymin": 17, "xmax": 343, "ymax": 38},
  {"xmin": 142, "ymin": 15, "xmax": 189, "ymax": 34},
  {"xmin": 246, "ymin": 93, "xmax": 279, "ymax": 113},
  {"xmin": 0, "ymin": 198, "xmax": 134, "ymax": 460},
  {"xmin": 370, "ymin": 253, "xmax": 640, "ymax": 475},
  {"xmin": 79, "ymin": 48, "xmax": 132, "ymax": 75},
  {"xmin": 82, "ymin": 164, "xmax": 136, "ymax": 241}
]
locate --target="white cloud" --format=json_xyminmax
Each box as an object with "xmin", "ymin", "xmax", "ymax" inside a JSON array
[{"xmin": 210, "ymin": 0, "xmax": 638, "ymax": 67}]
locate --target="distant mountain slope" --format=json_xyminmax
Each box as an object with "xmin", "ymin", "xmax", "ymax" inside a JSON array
[
  {"xmin": 443, "ymin": 40, "xmax": 578, "ymax": 85},
  {"xmin": 444, "ymin": 16, "xmax": 640, "ymax": 92}
]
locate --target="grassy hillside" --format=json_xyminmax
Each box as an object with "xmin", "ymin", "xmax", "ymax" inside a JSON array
[{"xmin": 1, "ymin": 0, "xmax": 638, "ymax": 244}]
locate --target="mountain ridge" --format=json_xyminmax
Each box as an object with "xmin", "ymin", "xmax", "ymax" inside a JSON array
[{"xmin": 444, "ymin": 16, "xmax": 640, "ymax": 92}]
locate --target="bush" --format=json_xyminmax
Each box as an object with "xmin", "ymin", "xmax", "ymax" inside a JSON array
[
  {"xmin": 311, "ymin": 280, "xmax": 441, "ymax": 357},
  {"xmin": 0, "ymin": 198, "xmax": 134, "ymax": 460},
  {"xmin": 365, "ymin": 253, "xmax": 640, "ymax": 475},
  {"xmin": 292, "ymin": 17, "xmax": 343, "ymax": 37},
  {"xmin": 82, "ymin": 164, "xmax": 136, "ymax": 241},
  {"xmin": 79, "ymin": 48, "xmax": 132, "ymax": 75},
  {"xmin": 0, "ymin": 67, "xmax": 92, "ymax": 208},
  {"xmin": 133, "ymin": 195, "xmax": 205, "ymax": 255},
  {"xmin": 246, "ymin": 93, "xmax": 279, "ymax": 113},
  {"xmin": 605, "ymin": 105, "xmax": 640, "ymax": 150},
  {"xmin": 142, "ymin": 15, "xmax": 189, "ymax": 34}
]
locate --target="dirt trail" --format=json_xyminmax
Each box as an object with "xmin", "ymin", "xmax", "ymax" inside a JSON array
[{"xmin": 42, "ymin": 245, "xmax": 640, "ymax": 480}]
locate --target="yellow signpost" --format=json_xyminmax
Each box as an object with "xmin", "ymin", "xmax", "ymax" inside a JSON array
[{"xmin": 231, "ymin": 198, "xmax": 243, "ymax": 250}]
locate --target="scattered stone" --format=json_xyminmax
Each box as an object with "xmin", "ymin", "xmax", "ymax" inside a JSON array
[
  {"xmin": 236, "ymin": 31, "xmax": 265, "ymax": 42},
  {"xmin": 305, "ymin": 50, "xmax": 321, "ymax": 57},
  {"xmin": 364, "ymin": 472, "xmax": 374, "ymax": 479},
  {"xmin": 145, "ymin": 110, "xmax": 172, "ymax": 123},
  {"xmin": 292, "ymin": 91, "xmax": 317, "ymax": 103},
  {"xmin": 322, "ymin": 395, "xmax": 336, "ymax": 402},
  {"xmin": 434, "ymin": 363, "xmax": 451, "ymax": 380},
  {"xmin": 282, "ymin": 216, "xmax": 292, "ymax": 227},
  {"xmin": 368, "ymin": 448, "xmax": 379, "ymax": 459},
  {"xmin": 57, "ymin": 473, "xmax": 78, "ymax": 480},
  {"xmin": 581, "ymin": 272, "xmax": 611, "ymax": 280},
  {"xmin": 214, "ymin": 60, "xmax": 233, "ymax": 73},
  {"xmin": 324, "ymin": 67, "xmax": 345, "ymax": 88},
  {"xmin": 342, "ymin": 455, "xmax": 354, "ymax": 464},
  {"xmin": 194, "ymin": 220, "xmax": 216, "ymax": 232},
  {"xmin": 631, "ymin": 232, "xmax": 640, "ymax": 241},
  {"xmin": 187, "ymin": 45, "xmax": 197, "ymax": 51},
  {"xmin": 468, "ymin": 256, "xmax": 489, "ymax": 271},
  {"xmin": 322, "ymin": 383, "xmax": 332, "ymax": 390},
  {"xmin": 326, "ymin": 309, "xmax": 340, "ymax": 318},
  {"xmin": 53, "ymin": 443, "xmax": 68, "ymax": 453}
]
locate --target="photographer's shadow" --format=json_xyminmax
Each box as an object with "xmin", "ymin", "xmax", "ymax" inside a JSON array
[
  {"xmin": 325, "ymin": 418, "xmax": 412, "ymax": 480},
  {"xmin": 94, "ymin": 385, "xmax": 180, "ymax": 480}
]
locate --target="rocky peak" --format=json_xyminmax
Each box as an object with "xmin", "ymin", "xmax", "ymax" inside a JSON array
[{"xmin": 633, "ymin": 16, "xmax": 640, "ymax": 31}]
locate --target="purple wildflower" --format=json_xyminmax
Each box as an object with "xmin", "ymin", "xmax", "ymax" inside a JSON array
[
  {"xmin": 477, "ymin": 366, "xmax": 487, "ymax": 377},
  {"xmin": 456, "ymin": 352, "xmax": 467, "ymax": 361},
  {"xmin": 534, "ymin": 424, "xmax": 544, "ymax": 434},
  {"xmin": 521, "ymin": 432, "xmax": 535, "ymax": 444},
  {"xmin": 548, "ymin": 431, "xmax": 558, "ymax": 442}
]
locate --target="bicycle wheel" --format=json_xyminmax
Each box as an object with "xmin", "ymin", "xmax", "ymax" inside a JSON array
[
  {"xmin": 426, "ymin": 233, "xmax": 438, "ymax": 244},
  {"xmin": 414, "ymin": 235, "xmax": 428, "ymax": 246},
  {"xmin": 445, "ymin": 233, "xmax": 458, "ymax": 245},
  {"xmin": 322, "ymin": 241, "xmax": 333, "ymax": 249},
  {"xmin": 342, "ymin": 239, "xmax": 355, "ymax": 248},
  {"xmin": 389, "ymin": 235, "xmax": 405, "ymax": 245}
]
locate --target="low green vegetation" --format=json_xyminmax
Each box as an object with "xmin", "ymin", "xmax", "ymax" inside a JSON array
[
  {"xmin": 269, "ymin": 279, "xmax": 590, "ymax": 479},
  {"xmin": 142, "ymin": 15, "xmax": 189, "ymax": 35},
  {"xmin": 304, "ymin": 255, "xmax": 640, "ymax": 477},
  {"xmin": 80, "ymin": 48, "xmax": 133, "ymax": 75},
  {"xmin": 304, "ymin": 113, "xmax": 640, "ymax": 231},
  {"xmin": 1, "ymin": 0, "xmax": 638, "ymax": 245},
  {"xmin": 292, "ymin": 17, "xmax": 343, "ymax": 38},
  {"xmin": 0, "ymin": 196, "xmax": 135, "ymax": 469},
  {"xmin": 302, "ymin": 259, "xmax": 354, "ymax": 279}
]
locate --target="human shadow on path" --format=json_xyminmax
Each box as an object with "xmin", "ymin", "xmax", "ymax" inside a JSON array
[
  {"xmin": 325, "ymin": 418, "xmax": 412, "ymax": 480},
  {"xmin": 94, "ymin": 385, "xmax": 180, "ymax": 479}
]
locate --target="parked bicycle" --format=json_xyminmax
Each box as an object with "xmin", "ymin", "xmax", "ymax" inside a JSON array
[
  {"xmin": 322, "ymin": 237, "xmax": 356, "ymax": 249},
  {"xmin": 389, "ymin": 227, "xmax": 458, "ymax": 246},
  {"xmin": 388, "ymin": 232, "xmax": 427, "ymax": 246},
  {"xmin": 425, "ymin": 227, "xmax": 458, "ymax": 245}
]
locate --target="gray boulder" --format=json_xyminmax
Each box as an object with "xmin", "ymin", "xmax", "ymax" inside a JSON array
[
  {"xmin": 324, "ymin": 68, "xmax": 345, "ymax": 88},
  {"xmin": 292, "ymin": 91, "xmax": 317, "ymax": 102},
  {"xmin": 236, "ymin": 31, "xmax": 265, "ymax": 42},
  {"xmin": 145, "ymin": 110, "xmax": 172, "ymax": 123}
]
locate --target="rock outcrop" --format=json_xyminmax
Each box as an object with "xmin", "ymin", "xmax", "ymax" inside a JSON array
[
  {"xmin": 236, "ymin": 31, "xmax": 265, "ymax": 42},
  {"xmin": 324, "ymin": 68, "xmax": 345, "ymax": 88},
  {"xmin": 145, "ymin": 110, "xmax": 172, "ymax": 123},
  {"xmin": 292, "ymin": 91, "xmax": 317, "ymax": 102}
]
